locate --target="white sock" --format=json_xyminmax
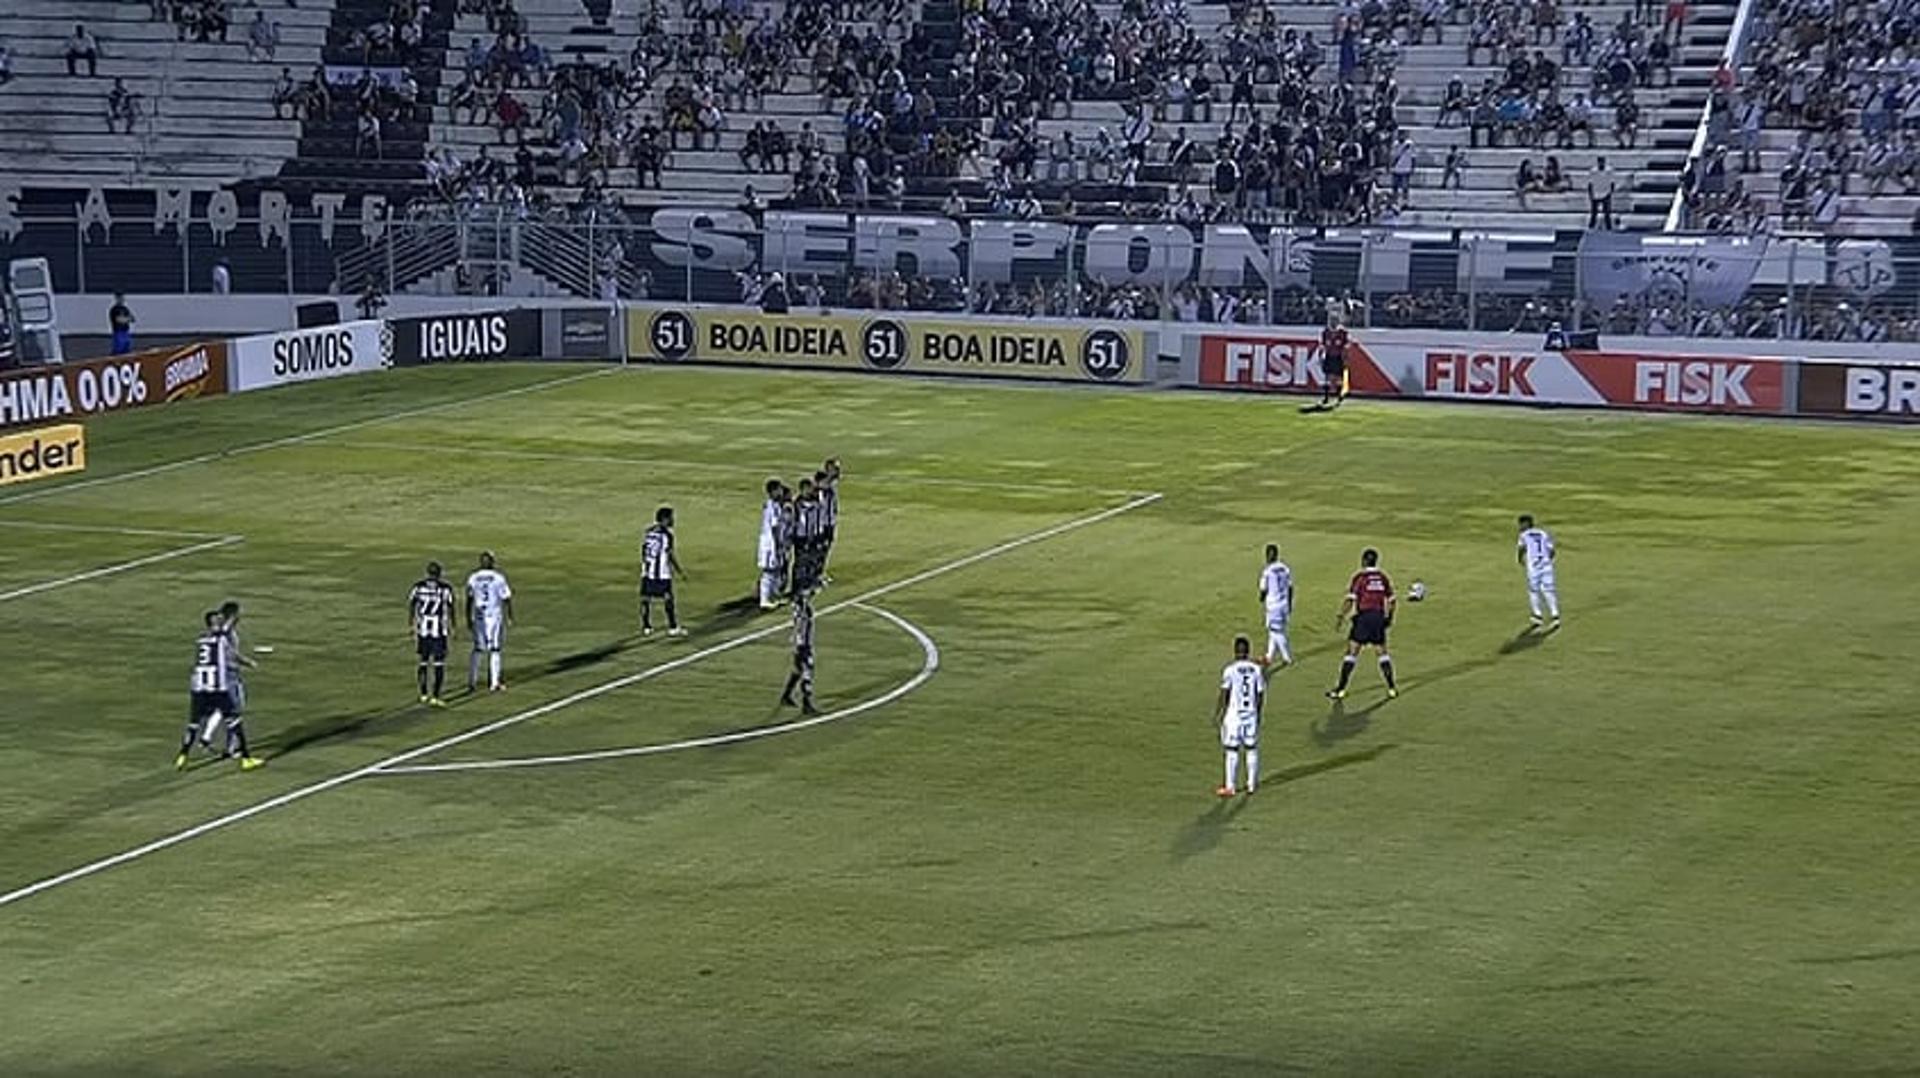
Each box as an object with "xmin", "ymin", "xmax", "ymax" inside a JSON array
[
  {"xmin": 1268, "ymin": 630, "xmax": 1292, "ymax": 664},
  {"xmin": 1224, "ymin": 751, "xmax": 1238, "ymax": 791},
  {"xmin": 1529, "ymin": 590, "xmax": 1543, "ymax": 618},
  {"xmin": 469, "ymin": 649, "xmax": 481, "ymax": 686},
  {"xmin": 1545, "ymin": 589, "xmax": 1560, "ymax": 618},
  {"xmin": 489, "ymin": 652, "xmax": 502, "ymax": 688},
  {"xmin": 1246, "ymin": 748, "xmax": 1259, "ymax": 790}
]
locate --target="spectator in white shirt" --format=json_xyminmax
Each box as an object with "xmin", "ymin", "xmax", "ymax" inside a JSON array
[
  {"xmin": 211, "ymin": 261, "xmax": 231, "ymax": 294},
  {"xmin": 67, "ymin": 24, "xmax": 100, "ymax": 78},
  {"xmin": 1587, "ymin": 156, "xmax": 1618, "ymax": 229}
]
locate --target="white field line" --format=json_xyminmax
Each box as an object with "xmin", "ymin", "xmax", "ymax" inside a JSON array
[
  {"xmin": 0, "ymin": 491, "xmax": 1160, "ymax": 910},
  {"xmin": 377, "ymin": 602, "xmax": 938, "ymax": 775},
  {"xmin": 328, "ymin": 440, "xmax": 1145, "ymax": 499},
  {"xmin": 0, "ymin": 535, "xmax": 245, "ymax": 603},
  {"xmin": 0, "ymin": 367, "xmax": 617, "ymax": 509},
  {"xmin": 0, "ymin": 520, "xmax": 228, "ymax": 540}
]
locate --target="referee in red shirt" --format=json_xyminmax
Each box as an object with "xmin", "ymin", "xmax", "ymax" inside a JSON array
[{"xmin": 1328, "ymin": 547, "xmax": 1398, "ymax": 700}]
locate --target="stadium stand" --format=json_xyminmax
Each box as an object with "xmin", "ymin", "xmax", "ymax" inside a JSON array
[{"xmin": 0, "ymin": 2, "xmax": 325, "ymax": 189}]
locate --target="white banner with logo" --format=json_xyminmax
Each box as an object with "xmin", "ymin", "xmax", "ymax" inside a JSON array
[{"xmin": 230, "ymin": 320, "xmax": 392, "ymax": 394}]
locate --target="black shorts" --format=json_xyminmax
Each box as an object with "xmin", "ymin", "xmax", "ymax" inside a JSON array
[
  {"xmin": 1323, "ymin": 355, "xmax": 1347, "ymax": 381},
  {"xmin": 189, "ymin": 689, "xmax": 234, "ymax": 722},
  {"xmin": 640, "ymin": 577, "xmax": 673, "ymax": 599},
  {"xmin": 417, "ymin": 634, "xmax": 448, "ymax": 662},
  {"xmin": 1349, "ymin": 609, "xmax": 1388, "ymax": 646}
]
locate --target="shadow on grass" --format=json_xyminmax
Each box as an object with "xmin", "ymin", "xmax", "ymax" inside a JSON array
[
  {"xmin": 1169, "ymin": 796, "xmax": 1253, "ymax": 862},
  {"xmin": 1498, "ymin": 622, "xmax": 1562, "ymax": 655},
  {"xmin": 1795, "ymin": 948, "xmax": 1920, "ymax": 966},
  {"xmin": 260, "ymin": 701, "xmax": 426, "ymax": 756},
  {"xmin": 1169, "ymin": 744, "xmax": 1400, "ymax": 862}
]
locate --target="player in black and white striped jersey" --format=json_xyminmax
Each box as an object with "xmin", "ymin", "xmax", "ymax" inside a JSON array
[
  {"xmin": 640, "ymin": 505, "xmax": 688, "ymax": 637},
  {"xmin": 779, "ymin": 589, "xmax": 818, "ymax": 715},
  {"xmin": 817, "ymin": 458, "xmax": 841, "ymax": 583},
  {"xmin": 409, "ymin": 562, "xmax": 458, "ymax": 705},
  {"xmin": 790, "ymin": 477, "xmax": 829, "ymax": 595},
  {"xmin": 176, "ymin": 610, "xmax": 264, "ymax": 771}
]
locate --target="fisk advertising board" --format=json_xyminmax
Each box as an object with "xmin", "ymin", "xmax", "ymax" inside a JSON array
[
  {"xmin": 230, "ymin": 320, "xmax": 392, "ymax": 393},
  {"xmin": 630, "ymin": 307, "xmax": 1144, "ymax": 383},
  {"xmin": 1195, "ymin": 333, "xmax": 1787, "ymax": 415},
  {"xmin": 0, "ymin": 341, "xmax": 227, "ymax": 431}
]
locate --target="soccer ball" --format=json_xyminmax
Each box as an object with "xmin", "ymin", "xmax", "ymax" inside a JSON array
[{"xmin": 1408, "ymin": 581, "xmax": 1428, "ymax": 602}]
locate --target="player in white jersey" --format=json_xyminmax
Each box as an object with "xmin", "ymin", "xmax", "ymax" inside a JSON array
[
  {"xmin": 1214, "ymin": 636, "xmax": 1266, "ymax": 797},
  {"xmin": 756, "ymin": 478, "xmax": 789, "ymax": 610},
  {"xmin": 465, "ymin": 550, "xmax": 515, "ymax": 692},
  {"xmin": 1516, "ymin": 514, "xmax": 1560, "ymax": 628},
  {"xmin": 1258, "ymin": 543, "xmax": 1295, "ymax": 666}
]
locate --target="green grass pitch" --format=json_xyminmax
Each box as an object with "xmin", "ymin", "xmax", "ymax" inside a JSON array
[{"xmin": 1, "ymin": 363, "xmax": 1917, "ymax": 1075}]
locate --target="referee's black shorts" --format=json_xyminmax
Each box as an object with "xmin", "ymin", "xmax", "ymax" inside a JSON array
[{"xmin": 1349, "ymin": 609, "xmax": 1388, "ymax": 646}]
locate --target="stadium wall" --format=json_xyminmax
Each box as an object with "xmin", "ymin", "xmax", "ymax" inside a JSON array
[{"xmin": 8, "ymin": 303, "xmax": 1919, "ymax": 431}]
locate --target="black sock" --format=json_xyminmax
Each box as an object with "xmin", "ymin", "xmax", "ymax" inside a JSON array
[
  {"xmin": 782, "ymin": 672, "xmax": 800, "ymax": 701},
  {"xmin": 641, "ymin": 600, "xmax": 653, "ymax": 631},
  {"xmin": 432, "ymin": 662, "xmax": 445, "ymax": 697},
  {"xmin": 1336, "ymin": 656, "xmax": 1357, "ymax": 691},
  {"xmin": 179, "ymin": 723, "xmax": 199, "ymax": 755},
  {"xmin": 418, "ymin": 663, "xmax": 430, "ymax": 696},
  {"xmin": 1379, "ymin": 656, "xmax": 1397, "ymax": 690},
  {"xmin": 226, "ymin": 720, "xmax": 250, "ymax": 757},
  {"xmin": 665, "ymin": 595, "xmax": 678, "ymax": 630}
]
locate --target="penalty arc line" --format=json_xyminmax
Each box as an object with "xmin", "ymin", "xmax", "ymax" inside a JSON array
[
  {"xmin": 0, "ymin": 367, "xmax": 618, "ymax": 510},
  {"xmin": 376, "ymin": 602, "xmax": 939, "ymax": 775},
  {"xmin": 0, "ymin": 536, "xmax": 245, "ymax": 603},
  {"xmin": 0, "ymin": 491, "xmax": 1161, "ymax": 910}
]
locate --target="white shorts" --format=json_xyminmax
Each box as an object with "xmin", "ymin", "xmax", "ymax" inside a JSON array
[
  {"xmin": 1265, "ymin": 604, "xmax": 1291, "ymax": 632},
  {"xmin": 758, "ymin": 536, "xmax": 783, "ymax": 571},
  {"xmin": 1220, "ymin": 715, "xmax": 1258, "ymax": 749},
  {"xmin": 1528, "ymin": 569, "xmax": 1557, "ymax": 593},
  {"xmin": 473, "ymin": 615, "xmax": 505, "ymax": 651}
]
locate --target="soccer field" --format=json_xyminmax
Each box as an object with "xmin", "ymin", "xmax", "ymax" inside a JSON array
[{"xmin": 2, "ymin": 363, "xmax": 1917, "ymax": 1075}]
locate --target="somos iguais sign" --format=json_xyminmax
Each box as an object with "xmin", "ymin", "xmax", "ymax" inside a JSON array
[
  {"xmin": 631, "ymin": 307, "xmax": 1144, "ymax": 383},
  {"xmin": 0, "ymin": 342, "xmax": 228, "ymax": 431},
  {"xmin": 1194, "ymin": 332, "xmax": 1789, "ymax": 415},
  {"xmin": 230, "ymin": 320, "xmax": 391, "ymax": 393},
  {"xmin": 388, "ymin": 309, "xmax": 540, "ymax": 367},
  {"xmin": 0, "ymin": 423, "xmax": 86, "ymax": 486}
]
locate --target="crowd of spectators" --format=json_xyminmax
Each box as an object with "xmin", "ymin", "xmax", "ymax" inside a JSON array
[{"xmin": 1681, "ymin": 0, "xmax": 1920, "ymax": 234}]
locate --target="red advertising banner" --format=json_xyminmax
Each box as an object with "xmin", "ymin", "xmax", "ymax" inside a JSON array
[
  {"xmin": 1194, "ymin": 332, "xmax": 1790, "ymax": 416},
  {"xmin": 0, "ymin": 341, "xmax": 229, "ymax": 431},
  {"xmin": 1562, "ymin": 351, "xmax": 1786, "ymax": 414},
  {"xmin": 1195, "ymin": 334, "xmax": 1397, "ymax": 395}
]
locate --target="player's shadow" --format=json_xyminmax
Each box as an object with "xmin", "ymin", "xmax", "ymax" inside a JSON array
[
  {"xmin": 1311, "ymin": 700, "xmax": 1378, "ymax": 744},
  {"xmin": 1266, "ymin": 743, "xmax": 1398, "ymax": 787},
  {"xmin": 262, "ymin": 702, "xmax": 422, "ymax": 756},
  {"xmin": 1169, "ymin": 796, "xmax": 1253, "ymax": 862},
  {"xmin": 1498, "ymin": 623, "xmax": 1561, "ymax": 655},
  {"xmin": 1297, "ymin": 401, "xmax": 1341, "ymax": 414}
]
